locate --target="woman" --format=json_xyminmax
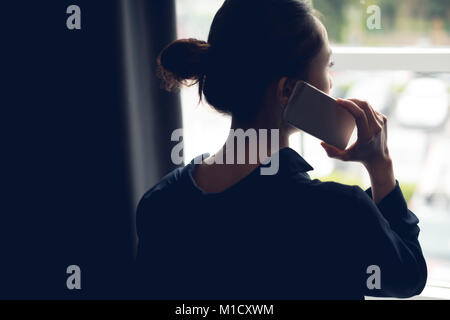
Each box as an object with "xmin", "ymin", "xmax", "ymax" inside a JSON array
[{"xmin": 134, "ymin": 0, "xmax": 427, "ymax": 299}]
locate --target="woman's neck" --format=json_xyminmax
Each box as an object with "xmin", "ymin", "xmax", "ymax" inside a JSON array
[
  {"xmin": 194, "ymin": 117, "xmax": 291, "ymax": 193},
  {"xmin": 210, "ymin": 117, "xmax": 290, "ymax": 165}
]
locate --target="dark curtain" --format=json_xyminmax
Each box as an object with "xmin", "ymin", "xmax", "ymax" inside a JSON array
[{"xmin": 1, "ymin": 0, "xmax": 181, "ymax": 299}]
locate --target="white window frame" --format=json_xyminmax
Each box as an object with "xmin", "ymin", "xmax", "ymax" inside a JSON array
[{"xmin": 331, "ymin": 47, "xmax": 450, "ymax": 72}]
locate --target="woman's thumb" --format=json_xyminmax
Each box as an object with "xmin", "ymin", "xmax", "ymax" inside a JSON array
[{"xmin": 321, "ymin": 142, "xmax": 345, "ymax": 160}]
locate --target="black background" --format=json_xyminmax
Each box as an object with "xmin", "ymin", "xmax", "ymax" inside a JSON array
[{"xmin": 1, "ymin": 1, "xmax": 134, "ymax": 299}]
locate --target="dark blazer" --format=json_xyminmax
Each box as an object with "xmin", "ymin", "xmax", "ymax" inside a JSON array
[{"xmin": 133, "ymin": 147, "xmax": 427, "ymax": 299}]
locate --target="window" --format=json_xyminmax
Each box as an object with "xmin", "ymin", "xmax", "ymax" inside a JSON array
[
  {"xmin": 176, "ymin": 0, "xmax": 230, "ymax": 163},
  {"xmin": 175, "ymin": 0, "xmax": 450, "ymax": 298}
]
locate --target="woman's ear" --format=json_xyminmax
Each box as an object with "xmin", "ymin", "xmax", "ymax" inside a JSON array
[{"xmin": 277, "ymin": 77, "xmax": 298, "ymax": 109}]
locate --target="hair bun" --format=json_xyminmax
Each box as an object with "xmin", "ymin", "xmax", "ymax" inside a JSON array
[{"xmin": 157, "ymin": 38, "xmax": 211, "ymax": 91}]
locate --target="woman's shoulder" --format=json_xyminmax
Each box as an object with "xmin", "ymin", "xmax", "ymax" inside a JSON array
[
  {"xmin": 139, "ymin": 153, "xmax": 210, "ymax": 203},
  {"xmin": 135, "ymin": 166, "xmax": 191, "ymax": 228},
  {"xmin": 288, "ymin": 175, "xmax": 382, "ymax": 221},
  {"xmin": 137, "ymin": 165, "xmax": 190, "ymax": 208},
  {"xmin": 288, "ymin": 172, "xmax": 362, "ymax": 201}
]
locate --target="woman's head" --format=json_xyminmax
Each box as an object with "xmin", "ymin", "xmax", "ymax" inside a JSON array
[{"xmin": 157, "ymin": 0, "xmax": 333, "ymax": 128}]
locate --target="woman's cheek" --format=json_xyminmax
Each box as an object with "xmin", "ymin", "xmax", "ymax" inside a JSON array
[
  {"xmin": 307, "ymin": 69, "xmax": 329, "ymax": 93},
  {"xmin": 318, "ymin": 73, "xmax": 330, "ymax": 94},
  {"xmin": 321, "ymin": 71, "xmax": 331, "ymax": 94}
]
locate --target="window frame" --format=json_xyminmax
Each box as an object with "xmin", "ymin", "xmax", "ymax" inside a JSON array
[{"xmin": 331, "ymin": 47, "xmax": 450, "ymax": 72}]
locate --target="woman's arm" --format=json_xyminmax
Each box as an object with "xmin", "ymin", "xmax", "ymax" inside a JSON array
[
  {"xmin": 364, "ymin": 158, "xmax": 396, "ymax": 204},
  {"xmin": 353, "ymin": 181, "xmax": 427, "ymax": 298}
]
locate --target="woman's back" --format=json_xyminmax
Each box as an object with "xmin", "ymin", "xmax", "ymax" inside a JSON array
[{"xmin": 134, "ymin": 148, "xmax": 426, "ymax": 299}]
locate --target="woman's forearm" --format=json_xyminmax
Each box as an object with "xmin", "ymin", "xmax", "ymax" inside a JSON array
[{"xmin": 364, "ymin": 158, "xmax": 396, "ymax": 204}]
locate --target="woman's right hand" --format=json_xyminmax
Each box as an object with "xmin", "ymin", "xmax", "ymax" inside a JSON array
[{"xmin": 320, "ymin": 98, "xmax": 392, "ymax": 170}]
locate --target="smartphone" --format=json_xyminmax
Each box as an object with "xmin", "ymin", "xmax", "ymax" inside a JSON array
[{"xmin": 283, "ymin": 81, "xmax": 356, "ymax": 150}]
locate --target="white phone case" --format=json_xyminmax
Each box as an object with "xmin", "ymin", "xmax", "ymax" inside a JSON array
[{"xmin": 283, "ymin": 81, "xmax": 356, "ymax": 150}]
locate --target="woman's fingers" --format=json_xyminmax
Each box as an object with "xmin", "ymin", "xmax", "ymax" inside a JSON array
[
  {"xmin": 336, "ymin": 98, "xmax": 371, "ymax": 141},
  {"xmin": 347, "ymin": 98, "xmax": 383, "ymax": 132},
  {"xmin": 374, "ymin": 110, "xmax": 388, "ymax": 140},
  {"xmin": 374, "ymin": 110, "xmax": 388, "ymax": 125},
  {"xmin": 322, "ymin": 99, "xmax": 390, "ymax": 162}
]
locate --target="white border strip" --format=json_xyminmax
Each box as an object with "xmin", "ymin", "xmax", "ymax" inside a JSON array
[{"xmin": 332, "ymin": 47, "xmax": 450, "ymax": 72}]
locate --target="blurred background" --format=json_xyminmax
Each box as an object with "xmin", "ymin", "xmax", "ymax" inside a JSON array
[{"xmin": 176, "ymin": 0, "xmax": 450, "ymax": 296}]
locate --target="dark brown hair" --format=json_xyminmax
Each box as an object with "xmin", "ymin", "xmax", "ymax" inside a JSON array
[{"xmin": 157, "ymin": 0, "xmax": 323, "ymax": 123}]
